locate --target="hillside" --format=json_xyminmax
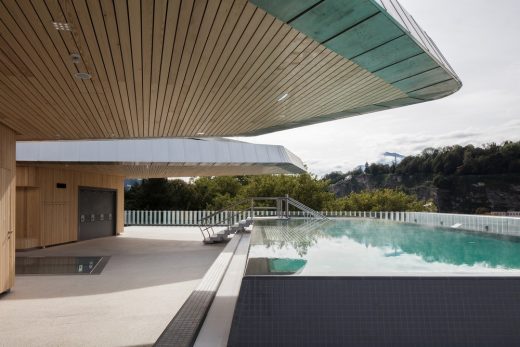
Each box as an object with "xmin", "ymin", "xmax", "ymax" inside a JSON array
[
  {"xmin": 331, "ymin": 173, "xmax": 520, "ymax": 213},
  {"xmin": 327, "ymin": 141, "xmax": 520, "ymax": 214}
]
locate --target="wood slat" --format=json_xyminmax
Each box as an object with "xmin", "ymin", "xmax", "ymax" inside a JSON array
[
  {"xmin": 20, "ymin": 0, "xmax": 105, "ymax": 136},
  {"xmin": 44, "ymin": 0, "xmax": 113, "ymax": 137},
  {"xmin": 148, "ymin": 0, "xmax": 168, "ymax": 136},
  {"xmin": 152, "ymin": 0, "xmax": 181, "ymax": 136},
  {"xmin": 156, "ymin": 0, "xmax": 193, "ymax": 135},
  {"xmin": 216, "ymin": 43, "xmax": 334, "ymax": 131},
  {"xmin": 185, "ymin": 5, "xmax": 271, "ymax": 135},
  {"xmin": 113, "ymin": 0, "xmax": 139, "ymax": 137},
  {"xmin": 179, "ymin": 0, "xmax": 256, "ymax": 134},
  {"xmin": 0, "ymin": 123, "xmax": 15, "ymax": 293},
  {"xmin": 176, "ymin": 0, "xmax": 239, "ymax": 134},
  {"xmin": 0, "ymin": 5, "xmax": 83, "ymax": 138},
  {"xmin": 197, "ymin": 19, "xmax": 299, "ymax": 135},
  {"xmin": 0, "ymin": 0, "xmax": 425, "ymax": 140},
  {"xmin": 86, "ymin": 0, "xmax": 131, "ymax": 137},
  {"xmin": 170, "ymin": 0, "xmax": 223, "ymax": 134},
  {"xmin": 1, "ymin": 0, "xmax": 86, "ymax": 136},
  {"xmin": 72, "ymin": 0, "xmax": 126, "ymax": 136},
  {"xmin": 162, "ymin": 0, "xmax": 208, "ymax": 136},
  {"xmin": 0, "ymin": 75, "xmax": 53, "ymax": 136}
]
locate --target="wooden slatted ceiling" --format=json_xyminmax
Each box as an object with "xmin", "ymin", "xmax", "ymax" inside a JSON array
[{"xmin": 0, "ymin": 0, "xmax": 407, "ymax": 140}]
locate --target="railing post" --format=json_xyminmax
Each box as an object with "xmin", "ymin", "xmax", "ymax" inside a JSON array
[
  {"xmin": 285, "ymin": 194, "xmax": 289, "ymax": 219},
  {"xmin": 227, "ymin": 210, "xmax": 230, "ymax": 228}
]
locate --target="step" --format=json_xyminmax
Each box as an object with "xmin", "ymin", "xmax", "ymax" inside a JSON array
[
  {"xmin": 216, "ymin": 229, "xmax": 234, "ymax": 236},
  {"xmin": 209, "ymin": 234, "xmax": 231, "ymax": 243}
]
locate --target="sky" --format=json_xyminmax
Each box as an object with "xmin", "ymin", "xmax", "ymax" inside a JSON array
[{"xmin": 234, "ymin": 0, "xmax": 520, "ymax": 176}]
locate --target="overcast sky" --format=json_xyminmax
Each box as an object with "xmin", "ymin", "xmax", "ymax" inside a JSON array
[{"xmin": 234, "ymin": 0, "xmax": 520, "ymax": 176}]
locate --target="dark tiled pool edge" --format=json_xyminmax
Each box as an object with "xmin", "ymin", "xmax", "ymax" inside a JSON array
[{"xmin": 229, "ymin": 276, "xmax": 520, "ymax": 346}]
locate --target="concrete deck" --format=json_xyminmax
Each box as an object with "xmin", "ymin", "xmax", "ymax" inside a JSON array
[{"xmin": 0, "ymin": 226, "xmax": 225, "ymax": 347}]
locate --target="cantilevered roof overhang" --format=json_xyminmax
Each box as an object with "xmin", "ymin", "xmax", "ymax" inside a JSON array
[
  {"xmin": 0, "ymin": 0, "xmax": 460, "ymax": 140},
  {"xmin": 15, "ymin": 138, "xmax": 306, "ymax": 177},
  {"xmin": 245, "ymin": 0, "xmax": 462, "ymax": 134}
]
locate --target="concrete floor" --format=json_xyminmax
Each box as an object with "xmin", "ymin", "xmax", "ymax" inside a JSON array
[{"xmin": 0, "ymin": 227, "xmax": 225, "ymax": 347}]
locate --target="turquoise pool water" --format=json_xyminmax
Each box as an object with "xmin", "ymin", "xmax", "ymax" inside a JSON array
[{"xmin": 246, "ymin": 218, "xmax": 520, "ymax": 276}]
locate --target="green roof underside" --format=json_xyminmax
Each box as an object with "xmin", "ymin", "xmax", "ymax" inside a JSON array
[{"xmin": 246, "ymin": 0, "xmax": 462, "ymax": 135}]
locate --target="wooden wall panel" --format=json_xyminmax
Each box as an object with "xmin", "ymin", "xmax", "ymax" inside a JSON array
[
  {"xmin": 0, "ymin": 123, "xmax": 15, "ymax": 293},
  {"xmin": 42, "ymin": 203, "xmax": 70, "ymax": 247},
  {"xmin": 15, "ymin": 188, "xmax": 41, "ymax": 249},
  {"xmin": 15, "ymin": 165, "xmax": 124, "ymax": 249},
  {"xmin": 16, "ymin": 166, "xmax": 37, "ymax": 187}
]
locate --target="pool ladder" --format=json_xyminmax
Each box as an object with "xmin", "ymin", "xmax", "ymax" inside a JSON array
[{"xmin": 197, "ymin": 196, "xmax": 328, "ymax": 244}]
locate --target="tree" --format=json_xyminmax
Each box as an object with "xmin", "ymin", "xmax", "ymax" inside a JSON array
[
  {"xmin": 322, "ymin": 171, "xmax": 346, "ymax": 184},
  {"xmin": 125, "ymin": 178, "xmax": 176, "ymax": 210},
  {"xmin": 235, "ymin": 173, "xmax": 336, "ymax": 211},
  {"xmin": 338, "ymin": 189, "xmax": 436, "ymax": 212}
]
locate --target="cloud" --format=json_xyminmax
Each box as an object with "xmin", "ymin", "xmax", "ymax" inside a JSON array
[{"xmin": 233, "ymin": 0, "xmax": 520, "ymax": 177}]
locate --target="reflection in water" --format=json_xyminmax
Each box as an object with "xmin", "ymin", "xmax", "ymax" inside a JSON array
[
  {"xmin": 336, "ymin": 220, "xmax": 520, "ymax": 269},
  {"xmin": 248, "ymin": 219, "xmax": 520, "ymax": 276},
  {"xmin": 251, "ymin": 219, "xmax": 332, "ymax": 257},
  {"xmin": 246, "ymin": 258, "xmax": 307, "ymax": 275}
]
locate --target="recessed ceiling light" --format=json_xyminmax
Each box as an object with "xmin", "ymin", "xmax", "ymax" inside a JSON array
[
  {"xmin": 70, "ymin": 53, "xmax": 81, "ymax": 64},
  {"xmin": 52, "ymin": 22, "xmax": 71, "ymax": 31},
  {"xmin": 196, "ymin": 132, "xmax": 205, "ymax": 135},
  {"xmin": 277, "ymin": 93, "xmax": 289, "ymax": 102},
  {"xmin": 74, "ymin": 72, "xmax": 91, "ymax": 80}
]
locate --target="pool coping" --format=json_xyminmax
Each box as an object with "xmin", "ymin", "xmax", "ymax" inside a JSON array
[
  {"xmin": 194, "ymin": 233, "xmax": 251, "ymax": 347},
  {"xmin": 154, "ymin": 233, "xmax": 246, "ymax": 347}
]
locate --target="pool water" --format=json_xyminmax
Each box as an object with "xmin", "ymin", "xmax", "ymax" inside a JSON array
[{"xmin": 246, "ymin": 218, "xmax": 520, "ymax": 276}]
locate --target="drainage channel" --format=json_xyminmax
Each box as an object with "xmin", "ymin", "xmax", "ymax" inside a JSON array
[{"xmin": 154, "ymin": 232, "xmax": 250, "ymax": 347}]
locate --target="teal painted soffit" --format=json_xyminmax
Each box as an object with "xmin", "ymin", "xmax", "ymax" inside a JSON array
[{"xmin": 246, "ymin": 0, "xmax": 462, "ymax": 135}]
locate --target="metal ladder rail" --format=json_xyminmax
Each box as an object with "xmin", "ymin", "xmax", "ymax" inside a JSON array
[
  {"xmin": 198, "ymin": 198, "xmax": 252, "ymax": 225},
  {"xmin": 199, "ymin": 209, "xmax": 253, "ymax": 242},
  {"xmin": 198, "ymin": 196, "xmax": 327, "ymax": 242},
  {"xmin": 286, "ymin": 197, "xmax": 328, "ymax": 219}
]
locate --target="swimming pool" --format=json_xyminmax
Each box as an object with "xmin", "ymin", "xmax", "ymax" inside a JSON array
[
  {"xmin": 231, "ymin": 218, "xmax": 520, "ymax": 346},
  {"xmin": 246, "ymin": 218, "xmax": 520, "ymax": 276}
]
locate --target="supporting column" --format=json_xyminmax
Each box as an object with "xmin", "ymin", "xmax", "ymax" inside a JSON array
[{"xmin": 0, "ymin": 123, "xmax": 15, "ymax": 294}]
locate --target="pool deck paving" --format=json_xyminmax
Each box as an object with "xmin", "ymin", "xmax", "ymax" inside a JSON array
[{"xmin": 0, "ymin": 226, "xmax": 225, "ymax": 347}]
